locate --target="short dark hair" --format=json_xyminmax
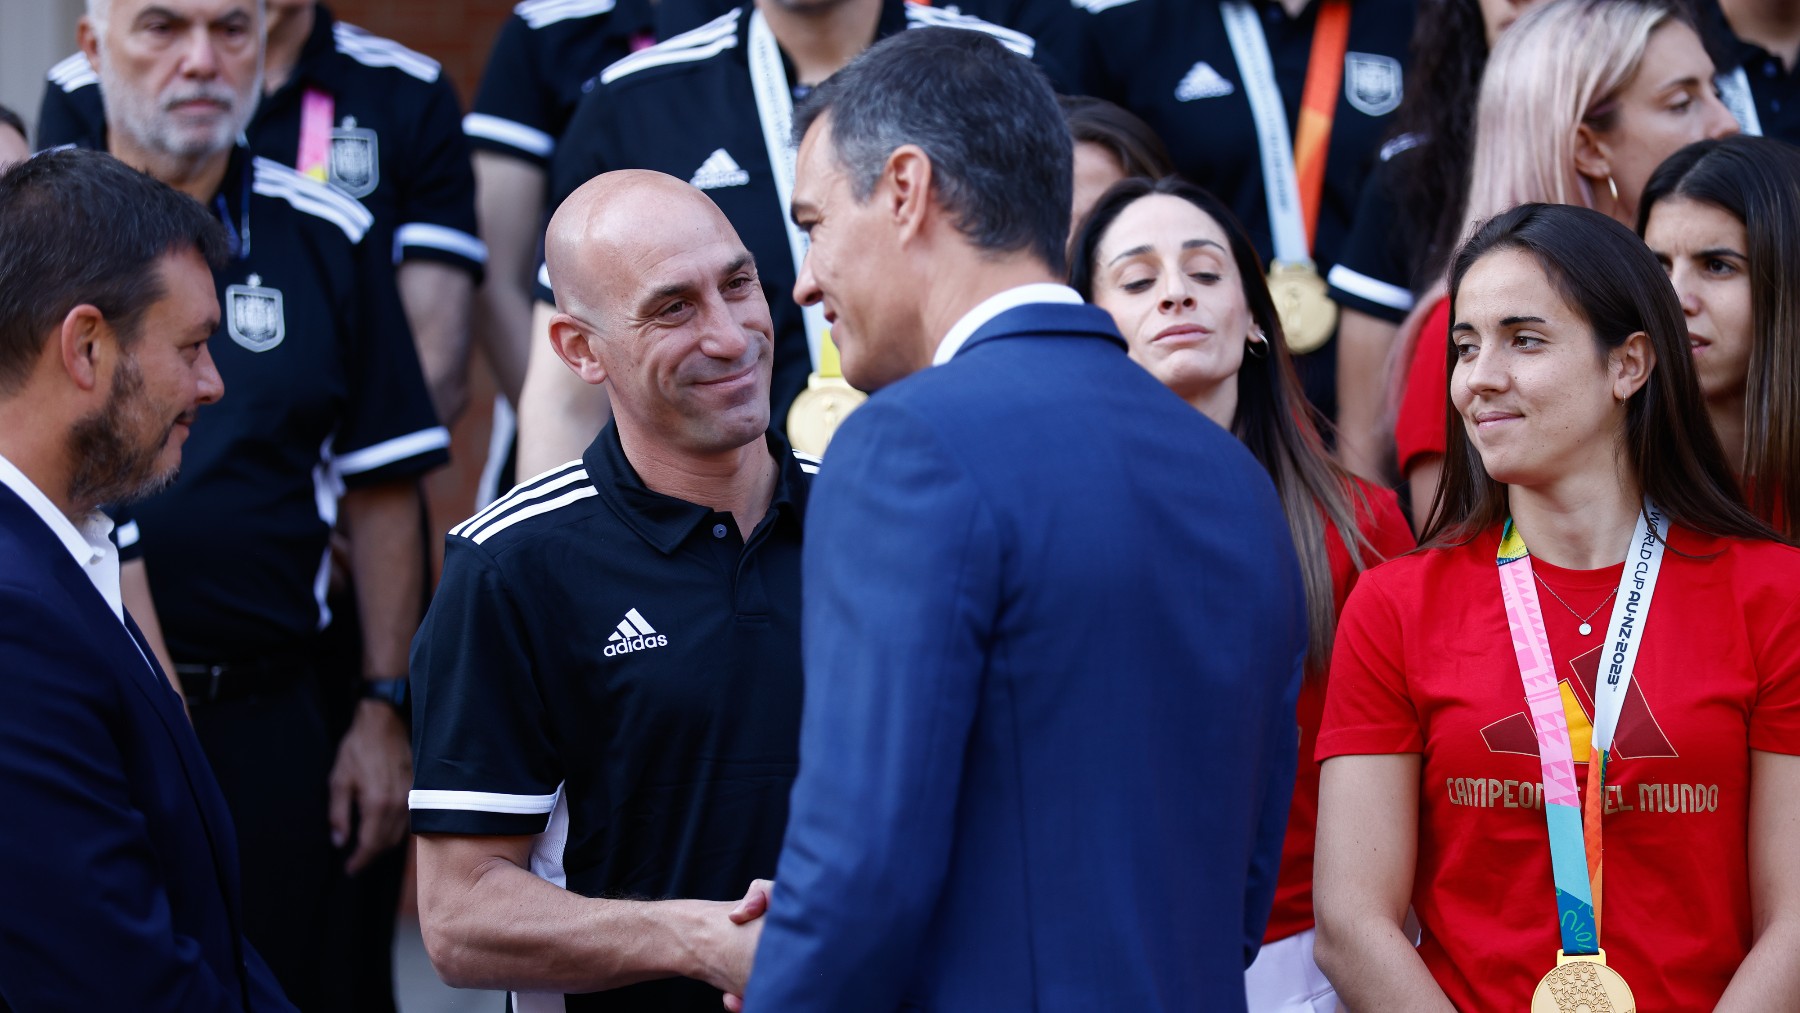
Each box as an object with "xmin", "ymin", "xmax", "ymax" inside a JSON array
[
  {"xmin": 1639, "ymin": 136, "xmax": 1800, "ymax": 541},
  {"xmin": 0, "ymin": 149, "xmax": 228, "ymax": 394},
  {"xmin": 793, "ymin": 26, "xmax": 1072, "ymax": 274},
  {"xmin": 0, "ymin": 104, "xmax": 26, "ymax": 146},
  {"xmin": 1423, "ymin": 202, "xmax": 1774, "ymax": 546}
]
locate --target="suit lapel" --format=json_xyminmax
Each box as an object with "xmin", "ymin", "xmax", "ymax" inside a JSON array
[{"xmin": 0, "ymin": 487, "xmax": 244, "ymax": 914}]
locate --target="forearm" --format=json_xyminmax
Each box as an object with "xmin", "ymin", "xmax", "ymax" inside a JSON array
[
  {"xmin": 1315, "ymin": 914, "xmax": 1451, "ymax": 1013},
  {"xmin": 419, "ymin": 851, "xmax": 716, "ymax": 992},
  {"xmin": 1717, "ymin": 919, "xmax": 1800, "ymax": 1011},
  {"xmin": 398, "ymin": 261, "xmax": 475, "ymax": 424},
  {"xmin": 1334, "ymin": 308, "xmax": 1400, "ymax": 482},
  {"xmin": 471, "ymin": 152, "xmax": 545, "ymax": 404},
  {"xmin": 340, "ymin": 482, "xmax": 423, "ymax": 678}
]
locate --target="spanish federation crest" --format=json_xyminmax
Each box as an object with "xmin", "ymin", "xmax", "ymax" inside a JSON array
[
  {"xmin": 329, "ymin": 116, "xmax": 379, "ymax": 198},
  {"xmin": 1344, "ymin": 52, "xmax": 1403, "ymax": 117},
  {"xmin": 226, "ymin": 274, "xmax": 285, "ymax": 353}
]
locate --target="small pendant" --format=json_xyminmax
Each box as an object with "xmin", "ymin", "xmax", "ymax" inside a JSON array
[{"xmin": 1578, "ymin": 622, "xmax": 1593, "ymax": 636}]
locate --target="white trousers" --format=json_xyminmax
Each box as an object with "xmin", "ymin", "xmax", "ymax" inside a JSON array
[{"xmin": 1245, "ymin": 928, "xmax": 1339, "ymax": 1013}]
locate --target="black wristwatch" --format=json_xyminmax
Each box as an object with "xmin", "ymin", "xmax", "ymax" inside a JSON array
[{"xmin": 361, "ymin": 676, "xmax": 410, "ymax": 711}]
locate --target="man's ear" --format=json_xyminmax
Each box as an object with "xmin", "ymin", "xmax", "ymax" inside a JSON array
[
  {"xmin": 77, "ymin": 17, "xmax": 101, "ymax": 75},
  {"xmin": 57, "ymin": 305, "xmax": 111, "ymax": 393},
  {"xmin": 548, "ymin": 313, "xmax": 609, "ymax": 387},
  {"xmin": 883, "ymin": 145, "xmax": 933, "ymax": 245}
]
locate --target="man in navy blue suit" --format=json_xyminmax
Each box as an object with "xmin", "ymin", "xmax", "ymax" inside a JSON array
[
  {"xmin": 735, "ymin": 27, "xmax": 1309, "ymax": 1012},
  {"xmin": 0, "ymin": 149, "xmax": 293, "ymax": 1011}
]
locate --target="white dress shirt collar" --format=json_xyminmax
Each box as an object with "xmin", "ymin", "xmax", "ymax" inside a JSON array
[
  {"xmin": 931, "ymin": 283, "xmax": 1084, "ymax": 366},
  {"xmin": 0, "ymin": 451, "xmax": 123, "ymax": 622}
]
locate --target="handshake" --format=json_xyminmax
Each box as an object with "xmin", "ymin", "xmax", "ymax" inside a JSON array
[{"xmin": 690, "ymin": 878, "xmax": 775, "ymax": 1011}]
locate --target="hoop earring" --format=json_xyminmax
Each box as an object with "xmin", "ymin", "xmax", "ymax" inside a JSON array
[
  {"xmin": 1607, "ymin": 175, "xmax": 1619, "ymax": 202},
  {"xmin": 1246, "ymin": 328, "xmax": 1270, "ymax": 359}
]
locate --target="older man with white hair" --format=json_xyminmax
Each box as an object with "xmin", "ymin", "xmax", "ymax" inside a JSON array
[{"xmin": 71, "ymin": 0, "xmax": 450, "ymax": 1005}]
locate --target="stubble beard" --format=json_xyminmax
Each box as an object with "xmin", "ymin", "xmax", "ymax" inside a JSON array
[{"xmin": 67, "ymin": 354, "xmax": 182, "ymax": 512}]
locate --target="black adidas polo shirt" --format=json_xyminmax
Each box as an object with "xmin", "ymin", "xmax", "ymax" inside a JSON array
[
  {"xmin": 1072, "ymin": 0, "xmax": 1414, "ymax": 417},
  {"xmin": 1325, "ymin": 134, "xmax": 1426, "ymax": 325},
  {"xmin": 120, "ymin": 145, "xmax": 448, "ymax": 661},
  {"xmin": 409, "ymin": 424, "xmax": 812, "ymax": 1012},
  {"xmin": 543, "ymin": 0, "xmax": 1046, "ymax": 422},
  {"xmin": 463, "ymin": 0, "xmax": 661, "ymax": 167},
  {"xmin": 39, "ymin": 5, "xmax": 485, "ymax": 277},
  {"xmin": 1698, "ymin": 0, "xmax": 1800, "ymax": 145}
]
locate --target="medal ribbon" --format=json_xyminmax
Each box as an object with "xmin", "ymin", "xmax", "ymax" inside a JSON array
[
  {"xmin": 298, "ymin": 87, "xmax": 334, "ymax": 183},
  {"xmin": 1220, "ymin": 0, "xmax": 1348, "ymax": 261},
  {"xmin": 1495, "ymin": 503, "xmax": 1667, "ymax": 956},
  {"xmin": 748, "ymin": 10, "xmax": 829, "ymax": 372}
]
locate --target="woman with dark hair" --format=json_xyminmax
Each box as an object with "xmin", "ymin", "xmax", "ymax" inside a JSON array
[
  {"xmin": 1071, "ymin": 176, "xmax": 1415, "ymax": 1013},
  {"xmin": 1640, "ymin": 135, "xmax": 1800, "ymax": 539},
  {"xmin": 1332, "ymin": 0, "xmax": 1542, "ymax": 479},
  {"xmin": 1389, "ymin": 0, "xmax": 1738, "ymax": 530},
  {"xmin": 1058, "ymin": 94, "xmax": 1174, "ymax": 237},
  {"xmin": 1314, "ymin": 202, "xmax": 1800, "ymax": 1011}
]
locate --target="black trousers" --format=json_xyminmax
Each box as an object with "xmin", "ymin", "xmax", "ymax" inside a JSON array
[{"xmin": 189, "ymin": 667, "xmax": 404, "ymax": 1012}]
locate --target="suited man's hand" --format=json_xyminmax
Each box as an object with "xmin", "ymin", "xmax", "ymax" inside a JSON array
[
  {"xmin": 718, "ymin": 879, "xmax": 774, "ymax": 1010},
  {"xmin": 329, "ymin": 699, "xmax": 413, "ymax": 874}
]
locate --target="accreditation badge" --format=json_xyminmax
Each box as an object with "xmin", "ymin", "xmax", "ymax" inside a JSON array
[
  {"xmin": 1267, "ymin": 260, "xmax": 1337, "ymax": 354},
  {"xmin": 1531, "ymin": 951, "xmax": 1636, "ymax": 1013},
  {"xmin": 226, "ymin": 274, "xmax": 285, "ymax": 353},
  {"xmin": 329, "ymin": 116, "xmax": 379, "ymax": 198}
]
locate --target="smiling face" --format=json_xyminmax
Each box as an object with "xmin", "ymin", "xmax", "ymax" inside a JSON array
[
  {"xmin": 791, "ymin": 116, "xmax": 922, "ymax": 393},
  {"xmin": 1450, "ymin": 248, "xmax": 1649, "ymax": 489},
  {"xmin": 85, "ymin": 0, "xmax": 263, "ymax": 161},
  {"xmin": 1643, "ymin": 196, "xmax": 1752, "ymax": 407},
  {"xmin": 1588, "ymin": 22, "xmax": 1737, "ymax": 222},
  {"xmin": 67, "ymin": 245, "xmax": 224, "ymax": 510},
  {"xmin": 1088, "ymin": 193, "xmax": 1252, "ymax": 408},
  {"xmin": 581, "ymin": 192, "xmax": 775, "ymax": 457}
]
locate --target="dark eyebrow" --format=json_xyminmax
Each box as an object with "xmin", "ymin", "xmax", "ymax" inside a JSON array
[
  {"xmin": 1106, "ymin": 238, "xmax": 1225, "ymax": 267},
  {"xmin": 722, "ymin": 252, "xmax": 754, "ymax": 278},
  {"xmin": 1500, "ymin": 315, "xmax": 1547, "ymax": 327},
  {"xmin": 636, "ymin": 252, "xmax": 758, "ymax": 314},
  {"xmin": 1696, "ymin": 246, "xmax": 1746, "ymax": 260}
]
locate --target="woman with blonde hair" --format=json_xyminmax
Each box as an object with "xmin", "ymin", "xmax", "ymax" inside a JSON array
[{"xmin": 1390, "ymin": 0, "xmax": 1737, "ymax": 528}]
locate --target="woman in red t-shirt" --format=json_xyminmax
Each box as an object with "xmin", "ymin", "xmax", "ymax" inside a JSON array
[
  {"xmin": 1390, "ymin": 0, "xmax": 1738, "ymax": 528},
  {"xmin": 1640, "ymin": 136, "xmax": 1800, "ymax": 541},
  {"xmin": 1071, "ymin": 176, "xmax": 1415, "ymax": 1013},
  {"xmin": 1316, "ymin": 202, "xmax": 1800, "ymax": 1011}
]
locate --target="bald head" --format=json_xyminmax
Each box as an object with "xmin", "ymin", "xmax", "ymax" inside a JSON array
[
  {"xmin": 543, "ymin": 169, "xmax": 776, "ymax": 458},
  {"xmin": 546, "ymin": 170, "xmax": 746, "ymax": 321}
]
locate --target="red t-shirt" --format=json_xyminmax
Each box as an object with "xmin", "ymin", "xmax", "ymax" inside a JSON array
[
  {"xmin": 1264, "ymin": 481, "xmax": 1416, "ymax": 943},
  {"xmin": 1318, "ymin": 523, "xmax": 1800, "ymax": 1010},
  {"xmin": 1394, "ymin": 296, "xmax": 1451, "ymax": 476}
]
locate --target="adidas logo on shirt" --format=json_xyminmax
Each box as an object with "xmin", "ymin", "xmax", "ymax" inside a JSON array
[
  {"xmin": 604, "ymin": 608, "xmax": 669, "ymax": 657},
  {"xmin": 690, "ymin": 149, "xmax": 751, "ymax": 190},
  {"xmin": 1175, "ymin": 61, "xmax": 1235, "ymax": 102}
]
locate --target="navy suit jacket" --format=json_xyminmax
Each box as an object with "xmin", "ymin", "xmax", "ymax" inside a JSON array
[
  {"xmin": 746, "ymin": 303, "xmax": 1308, "ymax": 1011},
  {"xmin": 0, "ymin": 484, "xmax": 292, "ymax": 1011}
]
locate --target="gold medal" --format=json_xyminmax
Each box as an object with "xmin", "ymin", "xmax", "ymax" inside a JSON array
[
  {"xmin": 785, "ymin": 330, "xmax": 866, "ymax": 457},
  {"xmin": 1530, "ymin": 951, "xmax": 1636, "ymax": 1013},
  {"xmin": 1266, "ymin": 260, "xmax": 1338, "ymax": 354}
]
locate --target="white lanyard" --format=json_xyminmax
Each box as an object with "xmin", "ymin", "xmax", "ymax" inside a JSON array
[
  {"xmin": 748, "ymin": 9, "xmax": 828, "ymax": 371},
  {"xmin": 1717, "ymin": 66, "xmax": 1764, "ymax": 137},
  {"xmin": 1588, "ymin": 503, "xmax": 1668, "ymax": 753},
  {"xmin": 1219, "ymin": 1, "xmax": 1310, "ymax": 264}
]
